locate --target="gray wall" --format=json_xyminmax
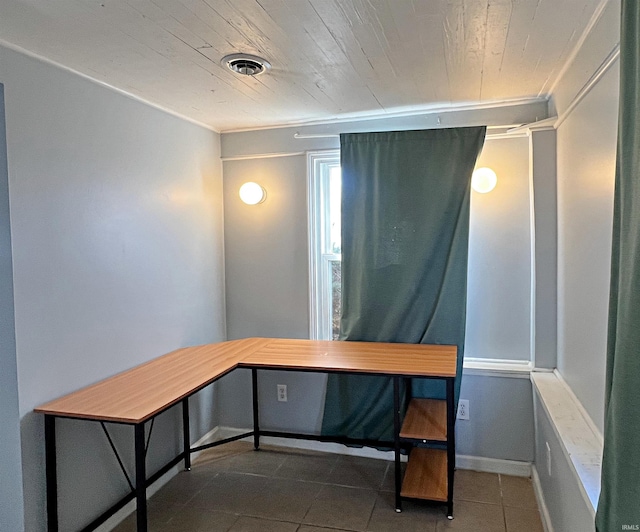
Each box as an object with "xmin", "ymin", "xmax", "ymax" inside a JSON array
[
  {"xmin": 555, "ymin": 2, "xmax": 620, "ymax": 434},
  {"xmin": 0, "ymin": 44, "xmax": 226, "ymax": 531},
  {"xmin": 220, "ymin": 118, "xmax": 535, "ymax": 462},
  {"xmin": 467, "ymin": 136, "xmax": 532, "ymax": 361},
  {"xmin": 0, "ymin": 84, "xmax": 25, "ymax": 532}
]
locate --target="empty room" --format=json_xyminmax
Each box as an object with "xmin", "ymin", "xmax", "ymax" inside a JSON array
[{"xmin": 0, "ymin": 1, "xmax": 636, "ymax": 531}]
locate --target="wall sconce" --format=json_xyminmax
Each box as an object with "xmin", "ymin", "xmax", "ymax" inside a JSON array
[
  {"xmin": 239, "ymin": 182, "xmax": 267, "ymax": 205},
  {"xmin": 471, "ymin": 167, "xmax": 497, "ymax": 193}
]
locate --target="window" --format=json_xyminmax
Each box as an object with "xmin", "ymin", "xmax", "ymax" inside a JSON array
[{"xmin": 308, "ymin": 151, "xmax": 341, "ymax": 340}]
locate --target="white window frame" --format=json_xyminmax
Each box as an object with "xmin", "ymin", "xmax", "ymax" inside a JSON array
[{"xmin": 307, "ymin": 150, "xmax": 340, "ymax": 340}]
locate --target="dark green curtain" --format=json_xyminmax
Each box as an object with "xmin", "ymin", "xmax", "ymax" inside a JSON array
[
  {"xmin": 596, "ymin": 2, "xmax": 640, "ymax": 530},
  {"xmin": 321, "ymin": 127, "xmax": 486, "ymax": 441}
]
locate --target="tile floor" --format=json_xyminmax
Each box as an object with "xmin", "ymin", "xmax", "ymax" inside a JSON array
[{"xmin": 113, "ymin": 442, "xmax": 544, "ymax": 532}]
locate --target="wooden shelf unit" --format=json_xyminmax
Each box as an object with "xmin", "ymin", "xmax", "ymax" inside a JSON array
[
  {"xmin": 401, "ymin": 448, "xmax": 448, "ymax": 501},
  {"xmin": 398, "ymin": 397, "xmax": 452, "ymax": 506},
  {"xmin": 400, "ymin": 398, "xmax": 447, "ymax": 442}
]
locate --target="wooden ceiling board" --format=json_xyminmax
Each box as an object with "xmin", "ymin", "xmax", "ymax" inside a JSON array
[{"xmin": 0, "ymin": 0, "xmax": 610, "ymax": 130}]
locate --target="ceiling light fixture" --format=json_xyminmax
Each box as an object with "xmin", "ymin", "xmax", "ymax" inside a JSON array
[{"xmin": 221, "ymin": 53, "xmax": 271, "ymax": 76}]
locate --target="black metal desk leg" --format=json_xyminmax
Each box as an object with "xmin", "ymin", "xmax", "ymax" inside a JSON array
[
  {"xmin": 182, "ymin": 398, "xmax": 191, "ymax": 471},
  {"xmin": 252, "ymin": 368, "xmax": 260, "ymax": 450},
  {"xmin": 45, "ymin": 415, "xmax": 58, "ymax": 532},
  {"xmin": 446, "ymin": 378, "xmax": 455, "ymax": 519},
  {"xmin": 134, "ymin": 423, "xmax": 148, "ymax": 532},
  {"xmin": 393, "ymin": 376, "xmax": 402, "ymax": 512}
]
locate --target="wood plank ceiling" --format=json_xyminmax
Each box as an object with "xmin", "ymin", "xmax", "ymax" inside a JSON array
[{"xmin": 0, "ymin": 0, "xmax": 604, "ymax": 131}]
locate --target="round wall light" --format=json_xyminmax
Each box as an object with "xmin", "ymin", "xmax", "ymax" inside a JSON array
[
  {"xmin": 471, "ymin": 167, "xmax": 498, "ymax": 193},
  {"xmin": 239, "ymin": 182, "xmax": 267, "ymax": 205}
]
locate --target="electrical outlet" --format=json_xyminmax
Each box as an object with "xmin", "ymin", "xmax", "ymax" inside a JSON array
[
  {"xmin": 277, "ymin": 384, "xmax": 287, "ymax": 402},
  {"xmin": 457, "ymin": 399, "xmax": 470, "ymax": 420},
  {"xmin": 546, "ymin": 441, "xmax": 552, "ymax": 476}
]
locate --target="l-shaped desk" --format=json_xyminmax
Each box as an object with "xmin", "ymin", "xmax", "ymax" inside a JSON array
[{"xmin": 35, "ymin": 338, "xmax": 457, "ymax": 532}]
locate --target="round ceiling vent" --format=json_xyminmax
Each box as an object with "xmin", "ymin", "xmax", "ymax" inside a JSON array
[{"xmin": 221, "ymin": 53, "xmax": 271, "ymax": 76}]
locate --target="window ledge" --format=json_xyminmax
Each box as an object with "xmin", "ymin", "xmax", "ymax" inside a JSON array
[{"xmin": 531, "ymin": 370, "xmax": 602, "ymax": 512}]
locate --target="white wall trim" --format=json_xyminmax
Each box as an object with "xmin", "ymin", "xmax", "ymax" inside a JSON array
[
  {"xmin": 221, "ymin": 151, "xmax": 306, "ymax": 162},
  {"xmin": 221, "ymin": 97, "xmax": 548, "ymax": 134},
  {"xmin": 455, "ymin": 455, "xmax": 532, "ymax": 477},
  {"xmin": 215, "ymin": 426, "xmax": 531, "ymax": 476},
  {"xmin": 531, "ymin": 372, "xmax": 601, "ymax": 514},
  {"xmin": 545, "ymin": 0, "xmax": 615, "ymax": 98},
  {"xmin": 553, "ymin": 369, "xmax": 603, "ymax": 445},
  {"xmin": 95, "ymin": 426, "xmax": 222, "ymax": 532},
  {"xmin": 532, "ymin": 466, "xmax": 555, "ymax": 532},
  {"xmin": 462, "ymin": 358, "xmax": 533, "ymax": 378},
  {"xmin": 555, "ymin": 43, "xmax": 620, "ymax": 129},
  {"xmin": 0, "ymin": 38, "xmax": 220, "ymax": 134}
]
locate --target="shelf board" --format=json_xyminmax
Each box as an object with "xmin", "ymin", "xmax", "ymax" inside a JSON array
[
  {"xmin": 400, "ymin": 398, "xmax": 447, "ymax": 442},
  {"xmin": 401, "ymin": 448, "xmax": 448, "ymax": 502}
]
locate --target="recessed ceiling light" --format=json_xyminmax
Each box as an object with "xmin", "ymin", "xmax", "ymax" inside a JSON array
[{"xmin": 221, "ymin": 53, "xmax": 271, "ymax": 76}]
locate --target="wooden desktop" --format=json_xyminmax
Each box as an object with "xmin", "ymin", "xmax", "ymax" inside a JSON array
[{"xmin": 35, "ymin": 338, "xmax": 457, "ymax": 532}]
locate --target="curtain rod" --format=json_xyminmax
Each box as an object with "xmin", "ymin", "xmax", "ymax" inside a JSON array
[{"xmin": 294, "ymin": 125, "xmax": 522, "ymax": 140}]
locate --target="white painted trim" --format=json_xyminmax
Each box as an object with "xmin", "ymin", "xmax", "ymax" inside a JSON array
[
  {"xmin": 507, "ymin": 117, "xmax": 558, "ymax": 135},
  {"xmin": 455, "ymin": 455, "xmax": 531, "ymax": 477},
  {"xmin": 215, "ymin": 426, "xmax": 532, "ymax": 476},
  {"xmin": 0, "ymin": 38, "xmax": 220, "ymax": 134},
  {"xmin": 532, "ymin": 466, "xmax": 555, "ymax": 532},
  {"xmin": 221, "ymin": 97, "xmax": 548, "ymax": 134},
  {"xmin": 221, "ymin": 131, "xmax": 528, "ymax": 162},
  {"xmin": 462, "ymin": 358, "xmax": 532, "ymax": 379},
  {"xmin": 293, "ymin": 129, "xmax": 530, "ymax": 141},
  {"xmin": 555, "ymin": 43, "xmax": 620, "ymax": 129},
  {"xmin": 545, "ymin": 0, "xmax": 615, "ymax": 98},
  {"xmin": 552, "ymin": 369, "xmax": 603, "ymax": 445},
  {"xmin": 531, "ymin": 372, "xmax": 601, "ymax": 514},
  {"xmin": 95, "ymin": 426, "xmax": 222, "ymax": 532},
  {"xmin": 221, "ymin": 151, "xmax": 306, "ymax": 162}
]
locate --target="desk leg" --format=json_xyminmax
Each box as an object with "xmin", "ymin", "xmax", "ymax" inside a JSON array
[
  {"xmin": 45, "ymin": 415, "xmax": 58, "ymax": 532},
  {"xmin": 182, "ymin": 398, "xmax": 191, "ymax": 471},
  {"xmin": 393, "ymin": 376, "xmax": 402, "ymax": 513},
  {"xmin": 446, "ymin": 378, "xmax": 455, "ymax": 519},
  {"xmin": 134, "ymin": 423, "xmax": 148, "ymax": 532},
  {"xmin": 252, "ymin": 368, "xmax": 260, "ymax": 450}
]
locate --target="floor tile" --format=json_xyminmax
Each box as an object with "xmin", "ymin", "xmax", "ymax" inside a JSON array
[
  {"xmin": 160, "ymin": 507, "xmax": 238, "ymax": 531},
  {"xmin": 226, "ymin": 448, "xmax": 288, "ymax": 476},
  {"xmin": 379, "ymin": 461, "xmax": 405, "ymax": 492},
  {"xmin": 274, "ymin": 451, "xmax": 338, "ymax": 483},
  {"xmin": 187, "ymin": 471, "xmax": 268, "ymax": 514},
  {"xmin": 298, "ymin": 527, "xmax": 353, "ymax": 532},
  {"xmin": 241, "ymin": 477, "xmax": 322, "ymax": 521},
  {"xmin": 227, "ymin": 516, "xmax": 299, "ymax": 532},
  {"xmin": 454, "ymin": 470, "xmax": 502, "ymax": 505},
  {"xmin": 504, "ymin": 505, "xmax": 544, "ymax": 532},
  {"xmin": 303, "ymin": 485, "xmax": 377, "ymax": 531},
  {"xmin": 435, "ymin": 500, "xmax": 506, "ymax": 532},
  {"xmin": 152, "ymin": 471, "xmax": 211, "ymax": 505},
  {"xmin": 112, "ymin": 500, "xmax": 182, "ymax": 532},
  {"xmin": 326, "ymin": 455, "xmax": 389, "ymax": 490},
  {"xmin": 111, "ymin": 445, "xmax": 546, "ymax": 532},
  {"xmin": 367, "ymin": 492, "xmax": 438, "ymax": 532},
  {"xmin": 499, "ymin": 475, "xmax": 538, "ymax": 509}
]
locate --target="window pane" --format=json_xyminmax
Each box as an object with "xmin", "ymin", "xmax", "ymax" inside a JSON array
[
  {"xmin": 330, "ymin": 259, "xmax": 342, "ymax": 340},
  {"xmin": 329, "ymin": 166, "xmax": 341, "ymax": 254}
]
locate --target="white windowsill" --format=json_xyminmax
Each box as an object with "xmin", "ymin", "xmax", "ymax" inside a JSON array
[{"xmin": 531, "ymin": 370, "xmax": 602, "ymax": 513}]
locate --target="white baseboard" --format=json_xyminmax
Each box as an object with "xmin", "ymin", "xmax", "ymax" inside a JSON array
[
  {"xmin": 532, "ymin": 466, "xmax": 555, "ymax": 532},
  {"xmin": 97, "ymin": 426, "xmax": 221, "ymax": 532},
  {"xmin": 455, "ymin": 454, "xmax": 531, "ymax": 477},
  {"xmin": 214, "ymin": 426, "xmax": 532, "ymax": 476}
]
